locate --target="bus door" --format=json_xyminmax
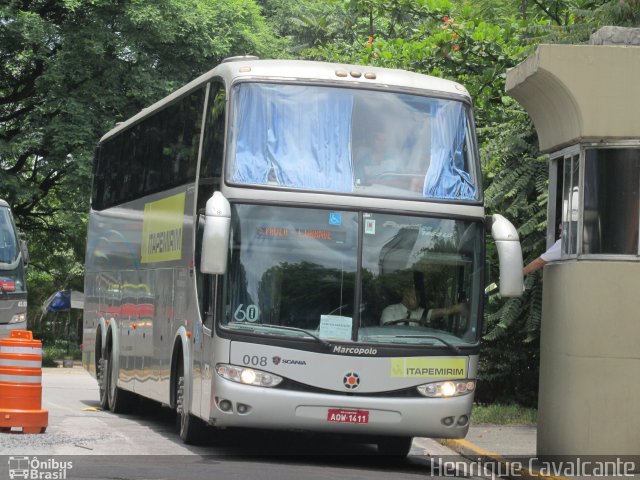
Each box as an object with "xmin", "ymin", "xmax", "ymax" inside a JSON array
[
  {"xmin": 193, "ymin": 272, "xmax": 216, "ymax": 420},
  {"xmin": 194, "ymin": 182, "xmax": 218, "ymax": 420}
]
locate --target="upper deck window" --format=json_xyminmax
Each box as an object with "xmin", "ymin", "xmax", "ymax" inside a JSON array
[{"xmin": 227, "ymin": 83, "xmax": 479, "ymax": 202}]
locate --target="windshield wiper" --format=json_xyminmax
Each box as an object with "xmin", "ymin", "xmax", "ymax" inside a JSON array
[
  {"xmin": 394, "ymin": 335, "xmax": 461, "ymax": 354},
  {"xmin": 366, "ymin": 334, "xmax": 461, "ymax": 355},
  {"xmin": 227, "ymin": 322, "xmax": 334, "ymax": 350}
]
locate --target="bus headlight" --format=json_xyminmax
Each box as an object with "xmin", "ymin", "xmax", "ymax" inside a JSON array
[
  {"xmin": 216, "ymin": 364, "xmax": 283, "ymax": 387},
  {"xmin": 9, "ymin": 313, "xmax": 26, "ymax": 324},
  {"xmin": 417, "ymin": 380, "xmax": 476, "ymax": 398}
]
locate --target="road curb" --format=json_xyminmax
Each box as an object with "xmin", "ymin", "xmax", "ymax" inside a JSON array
[{"xmin": 440, "ymin": 438, "xmax": 569, "ymax": 480}]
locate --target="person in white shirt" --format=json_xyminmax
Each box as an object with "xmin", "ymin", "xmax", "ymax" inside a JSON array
[
  {"xmin": 380, "ymin": 286, "xmax": 466, "ymax": 326},
  {"xmin": 523, "ymin": 235, "xmax": 562, "ymax": 275}
]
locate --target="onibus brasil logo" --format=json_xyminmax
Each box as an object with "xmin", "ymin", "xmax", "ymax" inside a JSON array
[{"xmin": 8, "ymin": 456, "xmax": 73, "ymax": 479}]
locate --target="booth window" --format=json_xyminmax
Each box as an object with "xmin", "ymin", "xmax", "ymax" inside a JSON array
[
  {"xmin": 563, "ymin": 154, "xmax": 580, "ymax": 255},
  {"xmin": 551, "ymin": 153, "xmax": 579, "ymax": 256},
  {"xmin": 582, "ymin": 148, "xmax": 640, "ymax": 255}
]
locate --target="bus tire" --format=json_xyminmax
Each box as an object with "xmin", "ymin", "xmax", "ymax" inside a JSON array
[
  {"xmin": 106, "ymin": 345, "xmax": 136, "ymax": 414},
  {"xmin": 96, "ymin": 327, "xmax": 109, "ymax": 410},
  {"xmin": 97, "ymin": 356, "xmax": 109, "ymax": 410},
  {"xmin": 175, "ymin": 358, "xmax": 207, "ymax": 444},
  {"xmin": 377, "ymin": 436, "xmax": 413, "ymax": 457}
]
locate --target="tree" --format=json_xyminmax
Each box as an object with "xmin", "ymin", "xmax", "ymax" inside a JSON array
[{"xmin": 0, "ymin": 0, "xmax": 282, "ymax": 324}]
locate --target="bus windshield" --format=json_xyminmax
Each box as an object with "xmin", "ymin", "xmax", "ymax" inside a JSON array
[
  {"xmin": 0, "ymin": 206, "xmax": 25, "ymax": 293},
  {"xmin": 221, "ymin": 205, "xmax": 483, "ymax": 346},
  {"xmin": 227, "ymin": 83, "xmax": 478, "ymax": 202}
]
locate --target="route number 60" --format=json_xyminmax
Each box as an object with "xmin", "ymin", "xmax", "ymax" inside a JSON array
[{"xmin": 234, "ymin": 304, "xmax": 259, "ymax": 322}]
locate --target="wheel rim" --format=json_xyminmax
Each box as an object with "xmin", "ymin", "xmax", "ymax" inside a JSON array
[
  {"xmin": 107, "ymin": 353, "xmax": 117, "ymax": 406},
  {"xmin": 98, "ymin": 357, "xmax": 107, "ymax": 404},
  {"xmin": 177, "ymin": 374, "xmax": 187, "ymax": 435}
]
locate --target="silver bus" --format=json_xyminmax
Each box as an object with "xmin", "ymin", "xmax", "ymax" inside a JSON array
[
  {"xmin": 0, "ymin": 199, "xmax": 28, "ymax": 338},
  {"xmin": 83, "ymin": 58, "xmax": 523, "ymax": 456}
]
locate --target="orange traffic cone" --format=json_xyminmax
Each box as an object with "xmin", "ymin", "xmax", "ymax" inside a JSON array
[{"xmin": 0, "ymin": 330, "xmax": 48, "ymax": 433}]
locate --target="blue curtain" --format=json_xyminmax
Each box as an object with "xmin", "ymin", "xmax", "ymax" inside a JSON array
[
  {"xmin": 423, "ymin": 101, "xmax": 477, "ymax": 200},
  {"xmin": 232, "ymin": 84, "xmax": 354, "ymax": 192},
  {"xmin": 232, "ymin": 86, "xmax": 271, "ymax": 184}
]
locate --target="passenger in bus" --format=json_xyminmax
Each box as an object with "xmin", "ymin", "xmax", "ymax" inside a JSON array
[
  {"xmin": 354, "ymin": 131, "xmax": 427, "ymax": 193},
  {"xmin": 380, "ymin": 286, "xmax": 466, "ymax": 326},
  {"xmin": 354, "ymin": 131, "xmax": 395, "ymax": 186}
]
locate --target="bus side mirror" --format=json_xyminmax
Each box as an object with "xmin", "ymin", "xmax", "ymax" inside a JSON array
[
  {"xmin": 488, "ymin": 214, "xmax": 523, "ymax": 297},
  {"xmin": 200, "ymin": 192, "xmax": 231, "ymax": 275},
  {"xmin": 19, "ymin": 233, "xmax": 29, "ymax": 268}
]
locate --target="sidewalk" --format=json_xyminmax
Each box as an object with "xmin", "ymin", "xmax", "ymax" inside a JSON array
[
  {"xmin": 440, "ymin": 424, "xmax": 560, "ymax": 479},
  {"xmin": 447, "ymin": 424, "xmax": 537, "ymax": 457},
  {"xmin": 441, "ymin": 425, "xmax": 639, "ymax": 479}
]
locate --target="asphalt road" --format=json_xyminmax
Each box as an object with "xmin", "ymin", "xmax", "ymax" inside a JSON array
[{"xmin": 0, "ymin": 367, "xmax": 486, "ymax": 480}]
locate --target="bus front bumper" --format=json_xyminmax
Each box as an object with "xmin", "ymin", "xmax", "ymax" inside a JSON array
[{"xmin": 208, "ymin": 378, "xmax": 473, "ymax": 438}]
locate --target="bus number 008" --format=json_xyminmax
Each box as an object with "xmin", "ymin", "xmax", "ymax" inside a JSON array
[{"xmin": 242, "ymin": 355, "xmax": 267, "ymax": 367}]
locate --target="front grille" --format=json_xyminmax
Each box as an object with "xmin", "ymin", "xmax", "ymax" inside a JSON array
[{"xmin": 277, "ymin": 378, "xmax": 422, "ymax": 398}]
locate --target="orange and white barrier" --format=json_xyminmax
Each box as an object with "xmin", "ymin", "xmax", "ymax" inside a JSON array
[{"xmin": 0, "ymin": 330, "xmax": 48, "ymax": 433}]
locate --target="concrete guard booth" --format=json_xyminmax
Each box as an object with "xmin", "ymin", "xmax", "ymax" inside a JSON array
[{"xmin": 506, "ymin": 27, "xmax": 640, "ymax": 456}]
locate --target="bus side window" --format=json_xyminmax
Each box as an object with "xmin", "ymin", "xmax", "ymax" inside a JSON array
[
  {"xmin": 196, "ymin": 80, "xmax": 226, "ymax": 330},
  {"xmin": 200, "ymin": 81, "xmax": 226, "ymax": 181}
]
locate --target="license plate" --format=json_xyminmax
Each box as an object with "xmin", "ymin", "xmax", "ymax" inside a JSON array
[{"xmin": 327, "ymin": 408, "xmax": 369, "ymax": 424}]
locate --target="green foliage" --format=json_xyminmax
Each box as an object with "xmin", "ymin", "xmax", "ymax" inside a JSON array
[
  {"xmin": 42, "ymin": 346, "xmax": 67, "ymax": 368},
  {"xmin": 479, "ymin": 96, "xmax": 547, "ymax": 406},
  {"xmin": 42, "ymin": 339, "xmax": 81, "ymax": 367},
  {"xmin": 471, "ymin": 403, "xmax": 537, "ymax": 425}
]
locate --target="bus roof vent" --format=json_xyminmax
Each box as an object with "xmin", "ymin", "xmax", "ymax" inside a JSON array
[{"xmin": 222, "ymin": 55, "xmax": 260, "ymax": 63}]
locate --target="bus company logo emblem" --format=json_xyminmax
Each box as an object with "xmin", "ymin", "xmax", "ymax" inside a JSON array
[
  {"xmin": 272, "ymin": 356, "xmax": 307, "ymax": 366},
  {"xmin": 343, "ymin": 372, "xmax": 360, "ymax": 389}
]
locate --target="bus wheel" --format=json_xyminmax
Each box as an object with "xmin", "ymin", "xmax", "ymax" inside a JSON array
[
  {"xmin": 377, "ymin": 436, "xmax": 413, "ymax": 457},
  {"xmin": 106, "ymin": 347, "xmax": 136, "ymax": 414},
  {"xmin": 97, "ymin": 356, "xmax": 109, "ymax": 410},
  {"xmin": 175, "ymin": 360, "xmax": 206, "ymax": 444}
]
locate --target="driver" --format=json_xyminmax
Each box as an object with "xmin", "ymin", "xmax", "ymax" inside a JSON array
[{"xmin": 380, "ymin": 286, "xmax": 466, "ymax": 326}]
